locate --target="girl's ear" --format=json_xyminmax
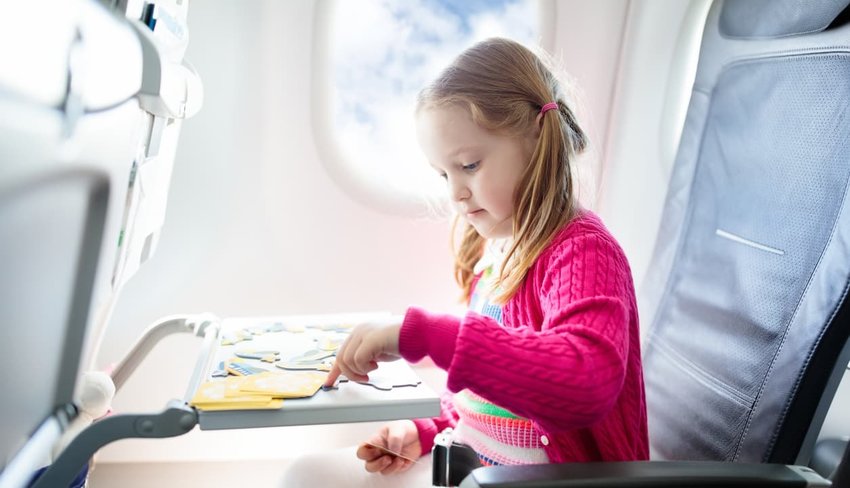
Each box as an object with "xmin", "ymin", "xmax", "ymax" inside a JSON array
[
  {"xmin": 522, "ymin": 115, "xmax": 542, "ymax": 158},
  {"xmin": 526, "ymin": 112, "xmax": 543, "ymax": 142},
  {"xmin": 533, "ymin": 112, "xmax": 544, "ymax": 138}
]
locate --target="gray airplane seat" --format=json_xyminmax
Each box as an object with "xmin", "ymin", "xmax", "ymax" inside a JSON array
[
  {"xmin": 457, "ymin": 0, "xmax": 850, "ymax": 486},
  {"xmin": 640, "ymin": 0, "xmax": 850, "ymax": 468},
  {"xmin": 0, "ymin": 1, "xmax": 201, "ymax": 487}
]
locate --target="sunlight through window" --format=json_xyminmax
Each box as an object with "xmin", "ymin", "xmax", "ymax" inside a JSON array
[{"xmin": 327, "ymin": 0, "xmax": 541, "ymax": 210}]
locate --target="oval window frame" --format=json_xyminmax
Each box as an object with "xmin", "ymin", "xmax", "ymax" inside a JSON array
[{"xmin": 310, "ymin": 0, "xmax": 556, "ymax": 217}]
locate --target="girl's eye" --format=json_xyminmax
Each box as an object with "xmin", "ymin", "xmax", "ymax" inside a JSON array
[{"xmin": 462, "ymin": 161, "xmax": 480, "ymax": 172}]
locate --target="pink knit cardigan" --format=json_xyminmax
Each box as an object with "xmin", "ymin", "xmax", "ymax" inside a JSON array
[{"xmin": 399, "ymin": 210, "xmax": 649, "ymax": 463}]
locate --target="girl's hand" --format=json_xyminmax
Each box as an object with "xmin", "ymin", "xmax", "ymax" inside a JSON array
[
  {"xmin": 356, "ymin": 420, "xmax": 421, "ymax": 475},
  {"xmin": 324, "ymin": 315, "xmax": 403, "ymax": 386}
]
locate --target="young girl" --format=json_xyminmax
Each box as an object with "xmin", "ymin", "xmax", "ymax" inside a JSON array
[{"xmin": 282, "ymin": 37, "xmax": 647, "ymax": 486}]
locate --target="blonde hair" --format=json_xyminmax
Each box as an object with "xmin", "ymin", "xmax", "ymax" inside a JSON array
[{"xmin": 418, "ymin": 38, "xmax": 588, "ymax": 304}]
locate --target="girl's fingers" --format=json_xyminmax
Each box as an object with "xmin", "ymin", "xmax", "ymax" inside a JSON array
[
  {"xmin": 352, "ymin": 338, "xmax": 382, "ymax": 376},
  {"xmin": 380, "ymin": 456, "xmax": 408, "ymax": 475},
  {"xmin": 385, "ymin": 423, "xmax": 406, "ymax": 454},
  {"xmin": 329, "ymin": 335, "xmax": 368, "ymax": 381},
  {"xmin": 356, "ymin": 443, "xmax": 380, "ymax": 461},
  {"xmin": 323, "ymin": 362, "xmax": 342, "ymax": 387},
  {"xmin": 331, "ymin": 320, "xmax": 402, "ymax": 382},
  {"xmin": 364, "ymin": 455, "xmax": 392, "ymax": 473},
  {"xmin": 340, "ymin": 335, "xmax": 359, "ymax": 373}
]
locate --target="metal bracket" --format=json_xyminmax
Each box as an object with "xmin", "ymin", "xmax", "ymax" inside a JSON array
[
  {"xmin": 29, "ymin": 313, "xmax": 220, "ymax": 487},
  {"xmin": 111, "ymin": 313, "xmax": 220, "ymax": 390},
  {"xmin": 31, "ymin": 400, "xmax": 198, "ymax": 488}
]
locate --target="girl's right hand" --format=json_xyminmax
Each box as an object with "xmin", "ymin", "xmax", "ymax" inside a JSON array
[
  {"xmin": 356, "ymin": 420, "xmax": 421, "ymax": 475},
  {"xmin": 324, "ymin": 315, "xmax": 404, "ymax": 386}
]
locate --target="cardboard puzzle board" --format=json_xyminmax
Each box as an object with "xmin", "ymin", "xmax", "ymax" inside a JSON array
[{"xmin": 189, "ymin": 313, "xmax": 429, "ymax": 415}]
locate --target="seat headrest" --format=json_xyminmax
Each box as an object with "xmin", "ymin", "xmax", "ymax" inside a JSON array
[{"xmin": 720, "ymin": 0, "xmax": 850, "ymax": 39}]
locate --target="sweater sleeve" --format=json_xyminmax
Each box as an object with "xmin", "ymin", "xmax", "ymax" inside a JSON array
[
  {"xmin": 399, "ymin": 308, "xmax": 461, "ymax": 454},
  {"xmin": 402, "ymin": 233, "xmax": 632, "ymax": 435},
  {"xmin": 411, "ymin": 390, "xmax": 460, "ymax": 455}
]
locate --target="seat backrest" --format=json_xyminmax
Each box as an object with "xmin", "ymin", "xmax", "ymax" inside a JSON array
[
  {"xmin": 639, "ymin": 0, "xmax": 850, "ymax": 466},
  {"xmin": 0, "ymin": 2, "xmax": 200, "ymax": 485}
]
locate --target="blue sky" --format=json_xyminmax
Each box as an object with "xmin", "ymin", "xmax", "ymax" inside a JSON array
[
  {"xmin": 429, "ymin": 0, "xmax": 521, "ymax": 32},
  {"xmin": 330, "ymin": 0, "xmax": 539, "ymax": 199}
]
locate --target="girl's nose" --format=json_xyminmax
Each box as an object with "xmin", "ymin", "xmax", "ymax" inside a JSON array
[{"xmin": 448, "ymin": 178, "xmax": 470, "ymax": 202}]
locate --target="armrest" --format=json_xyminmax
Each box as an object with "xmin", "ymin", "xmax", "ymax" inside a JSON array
[
  {"xmin": 811, "ymin": 437, "xmax": 848, "ymax": 479},
  {"xmin": 458, "ymin": 461, "xmax": 831, "ymax": 488}
]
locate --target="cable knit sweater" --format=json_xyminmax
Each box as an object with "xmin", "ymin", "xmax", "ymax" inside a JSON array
[{"xmin": 399, "ymin": 210, "xmax": 649, "ymax": 463}]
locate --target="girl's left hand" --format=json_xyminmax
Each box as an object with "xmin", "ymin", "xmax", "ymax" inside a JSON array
[
  {"xmin": 324, "ymin": 315, "xmax": 404, "ymax": 386},
  {"xmin": 356, "ymin": 420, "xmax": 422, "ymax": 475}
]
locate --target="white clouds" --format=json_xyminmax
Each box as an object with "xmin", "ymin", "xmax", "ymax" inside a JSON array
[
  {"xmin": 329, "ymin": 0, "xmax": 539, "ymax": 201},
  {"xmin": 469, "ymin": 1, "xmax": 537, "ymax": 44}
]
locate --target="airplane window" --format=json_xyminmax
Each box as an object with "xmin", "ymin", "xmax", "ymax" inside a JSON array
[{"xmin": 314, "ymin": 0, "xmax": 546, "ymax": 216}]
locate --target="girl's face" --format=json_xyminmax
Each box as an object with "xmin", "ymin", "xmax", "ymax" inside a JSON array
[{"xmin": 416, "ymin": 105, "xmax": 537, "ymax": 239}]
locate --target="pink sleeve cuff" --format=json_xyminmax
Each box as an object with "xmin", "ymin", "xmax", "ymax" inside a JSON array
[
  {"xmin": 412, "ymin": 418, "xmax": 440, "ymax": 455},
  {"xmin": 399, "ymin": 306, "xmax": 460, "ymax": 370}
]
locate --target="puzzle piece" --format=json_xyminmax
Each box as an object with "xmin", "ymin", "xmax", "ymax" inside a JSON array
[
  {"xmin": 352, "ymin": 361, "xmax": 422, "ymax": 391},
  {"xmin": 281, "ymin": 323, "xmax": 306, "ymax": 333},
  {"xmin": 224, "ymin": 359, "xmax": 271, "ymax": 376},
  {"xmin": 320, "ymin": 377, "xmax": 349, "ymax": 391},
  {"xmin": 316, "ymin": 335, "xmax": 343, "ymax": 352},
  {"xmin": 356, "ymin": 378, "xmax": 421, "ymax": 391},
  {"xmin": 234, "ymin": 349, "xmax": 280, "ymax": 363},
  {"xmin": 190, "ymin": 377, "xmax": 283, "ymax": 411},
  {"xmin": 244, "ymin": 325, "xmax": 270, "ymax": 336},
  {"xmin": 238, "ymin": 371, "xmax": 328, "ymax": 399},
  {"xmin": 220, "ymin": 330, "xmax": 253, "ymax": 346},
  {"xmin": 289, "ymin": 349, "xmax": 335, "ymax": 362},
  {"xmin": 308, "ymin": 321, "xmax": 356, "ymax": 332},
  {"xmin": 266, "ymin": 322, "xmax": 286, "ymax": 332},
  {"xmin": 211, "ymin": 361, "xmax": 228, "ymax": 378},
  {"xmin": 276, "ymin": 359, "xmax": 333, "ymax": 372}
]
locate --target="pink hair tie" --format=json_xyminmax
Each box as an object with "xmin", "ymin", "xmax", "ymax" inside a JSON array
[{"xmin": 539, "ymin": 101, "xmax": 558, "ymax": 115}]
